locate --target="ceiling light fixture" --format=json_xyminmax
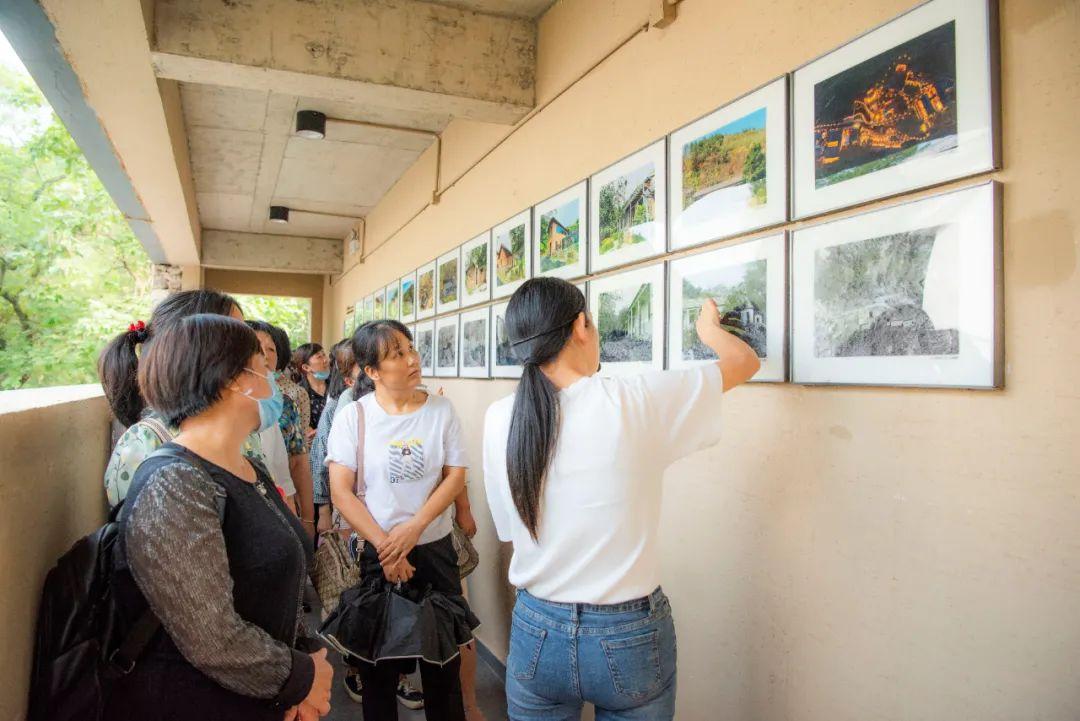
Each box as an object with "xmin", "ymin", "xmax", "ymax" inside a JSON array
[
  {"xmin": 295, "ymin": 110, "xmax": 327, "ymax": 139},
  {"xmin": 267, "ymin": 205, "xmax": 361, "ymax": 226},
  {"xmin": 268, "ymin": 205, "xmax": 290, "ymax": 224}
]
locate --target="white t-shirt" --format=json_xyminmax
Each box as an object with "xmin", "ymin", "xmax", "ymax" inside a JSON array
[
  {"xmin": 482, "ymin": 365, "xmax": 725, "ymax": 604},
  {"xmin": 259, "ymin": 425, "xmax": 295, "ymax": 495},
  {"xmin": 326, "ymin": 392, "xmax": 469, "ymax": 545}
]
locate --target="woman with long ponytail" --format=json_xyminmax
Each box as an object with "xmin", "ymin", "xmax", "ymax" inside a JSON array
[{"xmin": 482, "ymin": 277, "xmax": 761, "ymax": 721}]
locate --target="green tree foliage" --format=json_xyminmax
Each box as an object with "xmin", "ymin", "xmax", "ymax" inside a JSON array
[
  {"xmin": 233, "ymin": 294, "xmax": 312, "ymax": 346},
  {"xmin": 0, "ymin": 66, "xmax": 152, "ymax": 389}
]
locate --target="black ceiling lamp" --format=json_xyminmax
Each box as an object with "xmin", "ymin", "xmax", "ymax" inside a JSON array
[
  {"xmin": 268, "ymin": 205, "xmax": 290, "ymax": 224},
  {"xmin": 295, "ymin": 110, "xmax": 327, "ymax": 139}
]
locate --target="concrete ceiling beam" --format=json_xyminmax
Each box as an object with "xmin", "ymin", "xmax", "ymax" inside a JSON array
[
  {"xmin": 201, "ymin": 230, "xmax": 343, "ymax": 275},
  {"xmin": 151, "ymin": 0, "xmax": 537, "ymax": 125}
]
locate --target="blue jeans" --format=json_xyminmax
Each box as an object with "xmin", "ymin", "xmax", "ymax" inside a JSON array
[{"xmin": 506, "ymin": 587, "xmax": 677, "ymax": 721}]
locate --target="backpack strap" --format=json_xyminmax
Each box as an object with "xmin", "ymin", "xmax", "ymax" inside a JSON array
[{"xmin": 108, "ymin": 445, "xmax": 226, "ymax": 675}]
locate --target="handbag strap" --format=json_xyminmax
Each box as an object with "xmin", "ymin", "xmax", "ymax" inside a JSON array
[
  {"xmin": 353, "ymin": 399, "xmax": 366, "ymax": 498},
  {"xmin": 140, "ymin": 416, "xmax": 174, "ymax": 445}
]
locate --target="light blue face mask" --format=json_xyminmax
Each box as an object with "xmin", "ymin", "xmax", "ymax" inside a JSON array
[
  {"xmin": 312, "ymin": 370, "xmax": 330, "ymax": 381},
  {"xmin": 239, "ymin": 368, "xmax": 284, "ymax": 432}
]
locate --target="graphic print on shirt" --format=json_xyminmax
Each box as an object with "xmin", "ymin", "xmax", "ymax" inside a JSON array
[{"xmin": 387, "ymin": 439, "xmax": 426, "ymax": 484}]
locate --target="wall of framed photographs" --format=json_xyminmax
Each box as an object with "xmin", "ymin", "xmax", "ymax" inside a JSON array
[
  {"xmin": 343, "ymin": 0, "xmax": 1002, "ymax": 389},
  {"xmin": 324, "ymin": 1, "xmax": 1080, "ymax": 718}
]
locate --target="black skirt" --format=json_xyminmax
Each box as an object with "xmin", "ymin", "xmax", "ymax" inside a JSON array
[{"xmin": 319, "ymin": 533, "xmax": 479, "ymax": 666}]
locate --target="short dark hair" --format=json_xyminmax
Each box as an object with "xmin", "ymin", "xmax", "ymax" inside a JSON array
[
  {"xmin": 266, "ymin": 324, "xmax": 292, "ymax": 374},
  {"xmin": 350, "ymin": 320, "xmax": 412, "ymax": 397},
  {"xmin": 138, "ymin": 314, "xmax": 261, "ymax": 427}
]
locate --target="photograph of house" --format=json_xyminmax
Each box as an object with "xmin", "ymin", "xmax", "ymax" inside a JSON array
[{"xmin": 597, "ymin": 281, "xmax": 653, "ymax": 362}]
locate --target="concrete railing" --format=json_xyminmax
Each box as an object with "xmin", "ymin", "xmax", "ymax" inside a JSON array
[{"xmin": 0, "ymin": 385, "xmax": 112, "ymax": 721}]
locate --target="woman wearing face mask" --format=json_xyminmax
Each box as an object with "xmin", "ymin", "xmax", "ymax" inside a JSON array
[
  {"xmin": 293, "ymin": 343, "xmax": 330, "ymax": 434},
  {"xmin": 482, "ymin": 278, "xmax": 760, "ymax": 721},
  {"xmin": 105, "ymin": 314, "xmax": 333, "ymax": 721}
]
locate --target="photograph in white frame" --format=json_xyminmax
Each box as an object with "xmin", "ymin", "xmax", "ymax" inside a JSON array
[
  {"xmin": 589, "ymin": 140, "xmax": 667, "ymax": 273},
  {"xmin": 414, "ymin": 320, "xmax": 435, "ymax": 377},
  {"xmin": 362, "ymin": 295, "xmax": 374, "ymax": 324},
  {"xmin": 373, "ymin": 289, "xmax": 385, "ymax": 320},
  {"xmin": 534, "ymin": 182, "xmax": 588, "ymax": 280},
  {"xmin": 589, "ymin": 263, "xmax": 666, "ymax": 376},
  {"xmin": 667, "ymin": 233, "xmax": 786, "ymax": 382},
  {"xmin": 436, "ymin": 250, "xmax": 461, "ymax": 313},
  {"xmin": 492, "ymin": 210, "xmax": 532, "ymax": 299},
  {"xmin": 384, "ymin": 281, "xmax": 401, "ymax": 321},
  {"xmin": 400, "ymin": 272, "xmax": 417, "ymax": 322},
  {"xmin": 669, "ymin": 77, "xmax": 788, "ymax": 251},
  {"xmin": 791, "ymin": 182, "xmax": 1000, "ymax": 388},
  {"xmin": 490, "ymin": 301, "xmax": 522, "ymax": 379},
  {"xmin": 434, "ymin": 315, "xmax": 460, "ymax": 377},
  {"xmin": 344, "ymin": 306, "xmax": 355, "ymax": 337},
  {"xmin": 459, "ymin": 307, "xmax": 490, "ymax": 378},
  {"xmin": 792, "ymin": 0, "xmax": 998, "ymax": 219},
  {"xmin": 353, "ymin": 298, "xmax": 365, "ymax": 325},
  {"xmin": 460, "ymin": 232, "xmax": 492, "ymax": 307},
  {"xmin": 416, "ymin": 261, "xmax": 436, "ymax": 320}
]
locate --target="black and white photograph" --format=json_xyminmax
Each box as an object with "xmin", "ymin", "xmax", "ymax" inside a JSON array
[
  {"xmin": 792, "ymin": 0, "xmax": 998, "ymax": 219},
  {"xmin": 437, "ymin": 249, "xmax": 461, "ymax": 313},
  {"xmin": 490, "ymin": 300, "xmax": 522, "ymax": 379},
  {"xmin": 459, "ymin": 307, "xmax": 490, "ymax": 378},
  {"xmin": 435, "ymin": 314, "xmax": 460, "ymax": 377},
  {"xmin": 416, "ymin": 260, "xmax": 437, "ymax": 320},
  {"xmin": 414, "ymin": 320, "xmax": 435, "ymax": 377},
  {"xmin": 588, "ymin": 263, "xmax": 665, "ymax": 376},
  {"xmin": 460, "ymin": 231, "xmax": 492, "ymax": 307},
  {"xmin": 667, "ymin": 233, "xmax": 786, "ymax": 381},
  {"xmin": 791, "ymin": 182, "xmax": 1000, "ymax": 387},
  {"xmin": 589, "ymin": 140, "xmax": 668, "ymax": 273},
  {"xmin": 534, "ymin": 181, "xmax": 588, "ymax": 281},
  {"xmin": 669, "ymin": 77, "xmax": 788, "ymax": 250},
  {"xmin": 492, "ymin": 210, "xmax": 532, "ymax": 299}
]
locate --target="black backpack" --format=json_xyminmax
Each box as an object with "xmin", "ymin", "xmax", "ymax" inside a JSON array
[{"xmin": 27, "ymin": 446, "xmax": 221, "ymax": 721}]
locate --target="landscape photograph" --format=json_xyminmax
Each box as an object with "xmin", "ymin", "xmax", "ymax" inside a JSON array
[
  {"xmin": 418, "ymin": 268, "xmax": 435, "ymax": 312},
  {"xmin": 814, "ymin": 225, "xmax": 959, "ymax": 358},
  {"xmin": 597, "ymin": 280, "xmax": 654, "ymax": 363},
  {"xmin": 462, "ymin": 317, "xmax": 487, "ymax": 368},
  {"xmin": 437, "ymin": 323, "xmax": 457, "ymax": 368},
  {"xmin": 538, "ymin": 197, "xmax": 581, "ymax": 273},
  {"xmin": 464, "ymin": 241, "xmax": 489, "ymax": 297},
  {"xmin": 385, "ymin": 284, "xmax": 399, "ymax": 319},
  {"xmin": 495, "ymin": 222, "xmax": 526, "ymax": 287},
  {"xmin": 680, "ymin": 259, "xmax": 768, "ymax": 360},
  {"xmin": 813, "ymin": 21, "xmax": 958, "ymax": 188},
  {"xmin": 373, "ymin": 293, "xmax": 384, "ymax": 320},
  {"xmin": 401, "ymin": 278, "xmax": 415, "ymax": 317},
  {"xmin": 416, "ymin": 326, "xmax": 434, "ymax": 370},
  {"xmin": 493, "ymin": 312, "xmax": 517, "ymax": 368},
  {"xmin": 680, "ymin": 107, "xmax": 767, "ymax": 221},
  {"xmin": 439, "ymin": 257, "xmax": 459, "ymax": 305},
  {"xmin": 598, "ymin": 162, "xmax": 656, "ymax": 256}
]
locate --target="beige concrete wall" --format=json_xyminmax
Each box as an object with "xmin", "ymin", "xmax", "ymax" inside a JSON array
[
  {"xmin": 205, "ymin": 268, "xmax": 326, "ymax": 345},
  {"xmin": 325, "ymin": 0, "xmax": 1080, "ymax": 718},
  {"xmin": 0, "ymin": 390, "xmax": 111, "ymax": 721}
]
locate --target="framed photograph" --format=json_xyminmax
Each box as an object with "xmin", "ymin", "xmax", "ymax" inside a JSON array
[
  {"xmin": 373, "ymin": 288, "xmax": 385, "ymax": 321},
  {"xmin": 384, "ymin": 280, "xmax": 401, "ymax": 321},
  {"xmin": 589, "ymin": 263, "xmax": 666, "ymax": 376},
  {"xmin": 669, "ymin": 77, "xmax": 788, "ymax": 251},
  {"xmin": 416, "ymin": 261, "xmax": 436, "ymax": 320},
  {"xmin": 534, "ymin": 182, "xmax": 588, "ymax": 280},
  {"xmin": 792, "ymin": 0, "xmax": 999, "ymax": 219},
  {"xmin": 363, "ymin": 295, "xmax": 374, "ymax": 324},
  {"xmin": 414, "ymin": 320, "xmax": 435, "ymax": 377},
  {"xmin": 343, "ymin": 305, "xmax": 355, "ymax": 337},
  {"xmin": 434, "ymin": 315, "xmax": 460, "ymax": 377},
  {"xmin": 436, "ymin": 250, "xmax": 461, "ymax": 313},
  {"xmin": 460, "ymin": 232, "xmax": 492, "ymax": 307},
  {"xmin": 589, "ymin": 140, "xmax": 667, "ymax": 273},
  {"xmin": 791, "ymin": 181, "xmax": 1001, "ymax": 388},
  {"xmin": 490, "ymin": 300, "xmax": 523, "ymax": 379},
  {"xmin": 400, "ymin": 272, "xmax": 417, "ymax": 322},
  {"xmin": 667, "ymin": 233, "xmax": 787, "ymax": 382},
  {"xmin": 493, "ymin": 210, "xmax": 532, "ymax": 299},
  {"xmin": 459, "ymin": 307, "xmax": 491, "ymax": 378}
]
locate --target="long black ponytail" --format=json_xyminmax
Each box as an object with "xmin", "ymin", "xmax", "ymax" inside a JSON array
[
  {"xmin": 504, "ymin": 278, "xmax": 587, "ymax": 540},
  {"xmin": 97, "ymin": 289, "xmax": 240, "ymax": 427}
]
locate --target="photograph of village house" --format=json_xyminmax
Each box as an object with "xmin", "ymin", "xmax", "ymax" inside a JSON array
[
  {"xmin": 597, "ymin": 280, "xmax": 655, "ymax": 364},
  {"xmin": 462, "ymin": 316, "xmax": 488, "ymax": 369},
  {"xmin": 437, "ymin": 322, "xmax": 458, "ymax": 369},
  {"xmin": 418, "ymin": 266, "xmax": 435, "ymax": 314},
  {"xmin": 373, "ymin": 291, "xmax": 385, "ymax": 320},
  {"xmin": 680, "ymin": 259, "xmax": 768, "ymax": 361},
  {"xmin": 464, "ymin": 239, "xmax": 489, "ymax": 298},
  {"xmin": 493, "ymin": 311, "xmax": 516, "ymax": 368},
  {"xmin": 813, "ymin": 225, "xmax": 959, "ymax": 358},
  {"xmin": 439, "ymin": 256, "xmax": 459, "ymax": 306},
  {"xmin": 813, "ymin": 21, "xmax": 958, "ymax": 189},
  {"xmin": 401, "ymin": 276, "xmax": 416, "ymax": 318},
  {"xmin": 495, "ymin": 222, "xmax": 527, "ymax": 287},
  {"xmin": 416, "ymin": 325, "xmax": 434, "ymax": 371},
  {"xmin": 538, "ymin": 197, "xmax": 581, "ymax": 273},
  {"xmin": 597, "ymin": 163, "xmax": 657, "ymax": 256},
  {"xmin": 385, "ymin": 283, "xmax": 400, "ymax": 320},
  {"xmin": 681, "ymin": 107, "xmax": 767, "ymax": 217}
]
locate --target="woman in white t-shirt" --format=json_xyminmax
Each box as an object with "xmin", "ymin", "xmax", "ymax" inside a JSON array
[
  {"xmin": 482, "ymin": 277, "xmax": 760, "ymax": 721},
  {"xmin": 325, "ymin": 320, "xmax": 478, "ymax": 721}
]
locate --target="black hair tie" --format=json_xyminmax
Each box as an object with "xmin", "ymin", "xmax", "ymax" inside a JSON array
[{"xmin": 509, "ymin": 316, "xmax": 577, "ymax": 347}]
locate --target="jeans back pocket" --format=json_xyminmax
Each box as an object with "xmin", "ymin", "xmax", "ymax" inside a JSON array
[
  {"xmin": 600, "ymin": 629, "xmax": 662, "ymax": 701},
  {"xmin": 509, "ymin": 614, "xmax": 547, "ymax": 681}
]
